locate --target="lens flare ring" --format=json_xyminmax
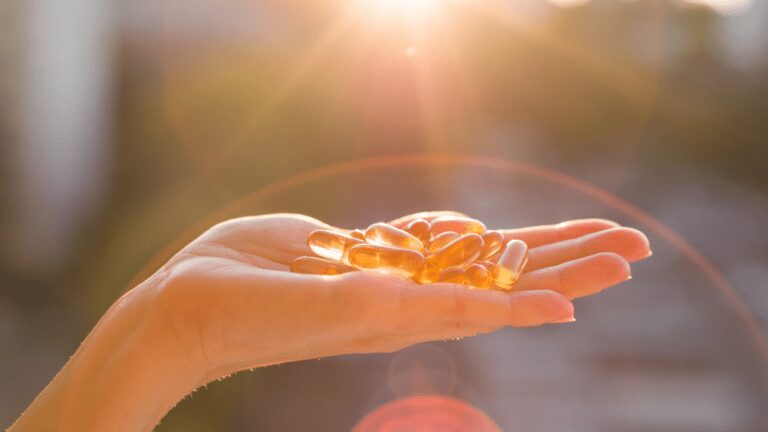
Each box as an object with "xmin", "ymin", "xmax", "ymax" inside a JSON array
[{"xmin": 129, "ymin": 154, "xmax": 768, "ymax": 373}]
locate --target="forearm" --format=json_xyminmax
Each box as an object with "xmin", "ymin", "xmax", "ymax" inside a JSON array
[{"xmin": 10, "ymin": 278, "xmax": 200, "ymax": 432}]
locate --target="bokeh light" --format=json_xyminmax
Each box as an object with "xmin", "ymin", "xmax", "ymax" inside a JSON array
[
  {"xmin": 353, "ymin": 395, "xmax": 502, "ymax": 432},
  {"xmin": 5, "ymin": 0, "xmax": 768, "ymax": 429}
]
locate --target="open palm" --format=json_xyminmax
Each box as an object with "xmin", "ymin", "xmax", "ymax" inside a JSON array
[
  {"xmin": 9, "ymin": 211, "xmax": 651, "ymax": 432},
  {"xmin": 151, "ymin": 211, "xmax": 649, "ymax": 384}
]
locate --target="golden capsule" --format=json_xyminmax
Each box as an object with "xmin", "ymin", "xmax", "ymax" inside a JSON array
[
  {"xmin": 428, "ymin": 233, "xmax": 484, "ymax": 270},
  {"xmin": 349, "ymin": 229, "xmax": 366, "ymax": 240},
  {"xmin": 428, "ymin": 231, "xmax": 460, "ymax": 254},
  {"xmin": 477, "ymin": 260, "xmax": 496, "ymax": 270},
  {"xmin": 307, "ymin": 230, "xmax": 364, "ymax": 262},
  {"xmin": 413, "ymin": 259, "xmax": 441, "ymax": 284},
  {"xmin": 290, "ymin": 256, "xmax": 358, "ymax": 275},
  {"xmin": 437, "ymin": 267, "xmax": 470, "ymax": 284},
  {"xmin": 405, "ymin": 218, "xmax": 431, "ymax": 243},
  {"xmin": 479, "ymin": 231, "xmax": 505, "ymax": 260},
  {"xmin": 465, "ymin": 263, "xmax": 493, "ymax": 289},
  {"xmin": 491, "ymin": 240, "xmax": 529, "ymax": 290},
  {"xmin": 429, "ymin": 216, "xmax": 486, "ymax": 236},
  {"xmin": 485, "ymin": 250, "xmax": 503, "ymax": 263},
  {"xmin": 347, "ymin": 243, "xmax": 425, "ymax": 277},
  {"xmin": 365, "ymin": 222, "xmax": 424, "ymax": 252}
]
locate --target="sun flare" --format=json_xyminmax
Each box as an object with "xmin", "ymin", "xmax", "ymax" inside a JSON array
[{"xmin": 361, "ymin": 0, "xmax": 442, "ymax": 22}]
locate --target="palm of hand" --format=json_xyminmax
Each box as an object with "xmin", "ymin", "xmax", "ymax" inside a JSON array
[
  {"xmin": 149, "ymin": 212, "xmax": 649, "ymax": 384},
  {"xmin": 171, "ymin": 214, "xmax": 328, "ymax": 272}
]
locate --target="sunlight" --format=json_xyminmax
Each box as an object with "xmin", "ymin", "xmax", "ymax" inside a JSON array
[
  {"xmin": 359, "ymin": 0, "xmax": 443, "ymax": 24},
  {"xmin": 367, "ymin": 0, "xmax": 440, "ymax": 16},
  {"xmin": 547, "ymin": 0, "xmax": 591, "ymax": 7},
  {"xmin": 682, "ymin": 0, "xmax": 752, "ymax": 15},
  {"xmin": 546, "ymin": 0, "xmax": 754, "ymax": 15}
]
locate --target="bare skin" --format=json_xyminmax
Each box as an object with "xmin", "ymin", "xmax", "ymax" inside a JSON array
[{"xmin": 9, "ymin": 211, "xmax": 650, "ymax": 431}]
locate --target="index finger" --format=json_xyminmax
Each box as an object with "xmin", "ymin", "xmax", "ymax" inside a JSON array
[
  {"xmin": 341, "ymin": 272, "xmax": 574, "ymax": 330},
  {"xmin": 499, "ymin": 219, "xmax": 620, "ymax": 248}
]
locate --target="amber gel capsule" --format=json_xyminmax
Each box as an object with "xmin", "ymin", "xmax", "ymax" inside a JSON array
[
  {"xmin": 348, "ymin": 243, "xmax": 425, "ymax": 277},
  {"xmin": 437, "ymin": 267, "xmax": 469, "ymax": 284},
  {"xmin": 428, "ymin": 233, "xmax": 484, "ymax": 270},
  {"xmin": 290, "ymin": 256, "xmax": 357, "ymax": 275},
  {"xmin": 429, "ymin": 216, "xmax": 486, "ymax": 236},
  {"xmin": 307, "ymin": 230, "xmax": 363, "ymax": 261},
  {"xmin": 365, "ymin": 222, "xmax": 424, "ymax": 252},
  {"xmin": 491, "ymin": 240, "xmax": 529, "ymax": 290},
  {"xmin": 349, "ymin": 229, "xmax": 366, "ymax": 240},
  {"xmin": 479, "ymin": 231, "xmax": 505, "ymax": 260},
  {"xmin": 405, "ymin": 218, "xmax": 431, "ymax": 244},
  {"xmin": 465, "ymin": 263, "xmax": 493, "ymax": 289},
  {"xmin": 476, "ymin": 260, "xmax": 496, "ymax": 270},
  {"xmin": 413, "ymin": 259, "xmax": 440, "ymax": 284},
  {"xmin": 428, "ymin": 231, "xmax": 460, "ymax": 253}
]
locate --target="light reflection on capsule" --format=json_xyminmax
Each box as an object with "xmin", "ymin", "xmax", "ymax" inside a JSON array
[
  {"xmin": 405, "ymin": 218, "xmax": 431, "ymax": 244},
  {"xmin": 429, "ymin": 216, "xmax": 486, "ymax": 236},
  {"xmin": 413, "ymin": 259, "xmax": 441, "ymax": 284},
  {"xmin": 348, "ymin": 243, "xmax": 425, "ymax": 277},
  {"xmin": 428, "ymin": 231, "xmax": 460, "ymax": 253},
  {"xmin": 366, "ymin": 222, "xmax": 424, "ymax": 252},
  {"xmin": 437, "ymin": 267, "xmax": 469, "ymax": 284},
  {"xmin": 479, "ymin": 231, "xmax": 505, "ymax": 260},
  {"xmin": 429, "ymin": 234, "xmax": 484, "ymax": 269},
  {"xmin": 491, "ymin": 240, "xmax": 529, "ymax": 290},
  {"xmin": 465, "ymin": 263, "xmax": 493, "ymax": 289},
  {"xmin": 308, "ymin": 229, "xmax": 364, "ymax": 261}
]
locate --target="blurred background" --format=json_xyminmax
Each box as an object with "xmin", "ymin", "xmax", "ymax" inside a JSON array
[{"xmin": 1, "ymin": 0, "xmax": 767, "ymax": 430}]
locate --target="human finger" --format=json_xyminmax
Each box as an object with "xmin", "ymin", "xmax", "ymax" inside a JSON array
[
  {"xmin": 514, "ymin": 252, "xmax": 631, "ymax": 299},
  {"xmin": 498, "ymin": 218, "xmax": 620, "ymax": 248},
  {"xmin": 525, "ymin": 227, "xmax": 651, "ymax": 272}
]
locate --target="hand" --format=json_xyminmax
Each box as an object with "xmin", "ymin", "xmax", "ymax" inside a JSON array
[
  {"xmin": 10, "ymin": 212, "xmax": 651, "ymax": 431},
  {"xmin": 154, "ymin": 211, "xmax": 649, "ymax": 379}
]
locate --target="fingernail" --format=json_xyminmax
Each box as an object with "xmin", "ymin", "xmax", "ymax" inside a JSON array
[
  {"xmin": 644, "ymin": 250, "xmax": 653, "ymax": 258},
  {"xmin": 551, "ymin": 316, "xmax": 576, "ymax": 324},
  {"xmin": 625, "ymin": 274, "xmax": 633, "ymax": 281}
]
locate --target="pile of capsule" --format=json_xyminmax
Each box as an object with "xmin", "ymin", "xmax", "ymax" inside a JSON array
[{"xmin": 289, "ymin": 216, "xmax": 529, "ymax": 291}]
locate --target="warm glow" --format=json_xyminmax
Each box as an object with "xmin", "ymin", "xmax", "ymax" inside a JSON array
[
  {"xmin": 682, "ymin": 0, "xmax": 752, "ymax": 15},
  {"xmin": 361, "ymin": 0, "xmax": 442, "ymax": 22},
  {"xmin": 547, "ymin": 0, "xmax": 591, "ymax": 7},
  {"xmin": 547, "ymin": 0, "xmax": 754, "ymax": 15},
  {"xmin": 371, "ymin": 0, "xmax": 440, "ymax": 14}
]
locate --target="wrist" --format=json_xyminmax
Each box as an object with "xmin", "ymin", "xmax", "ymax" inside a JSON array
[{"xmin": 12, "ymin": 274, "xmax": 202, "ymax": 431}]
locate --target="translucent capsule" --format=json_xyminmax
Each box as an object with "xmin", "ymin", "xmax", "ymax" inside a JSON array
[
  {"xmin": 307, "ymin": 230, "xmax": 364, "ymax": 262},
  {"xmin": 350, "ymin": 229, "xmax": 366, "ymax": 240},
  {"xmin": 290, "ymin": 256, "xmax": 358, "ymax": 275},
  {"xmin": 491, "ymin": 240, "xmax": 529, "ymax": 290},
  {"xmin": 428, "ymin": 231, "xmax": 460, "ymax": 254},
  {"xmin": 413, "ymin": 259, "xmax": 441, "ymax": 284},
  {"xmin": 465, "ymin": 263, "xmax": 493, "ymax": 289},
  {"xmin": 479, "ymin": 231, "xmax": 505, "ymax": 260},
  {"xmin": 348, "ymin": 243, "xmax": 425, "ymax": 277},
  {"xmin": 365, "ymin": 222, "xmax": 424, "ymax": 252},
  {"xmin": 405, "ymin": 218, "xmax": 431, "ymax": 244},
  {"xmin": 429, "ymin": 216, "xmax": 487, "ymax": 236},
  {"xmin": 437, "ymin": 267, "xmax": 470, "ymax": 284},
  {"xmin": 476, "ymin": 260, "xmax": 496, "ymax": 270},
  {"xmin": 428, "ymin": 233, "xmax": 484, "ymax": 270}
]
